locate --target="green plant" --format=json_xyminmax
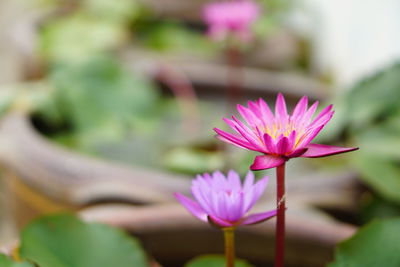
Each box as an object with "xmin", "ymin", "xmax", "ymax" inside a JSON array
[
  {"xmin": 3, "ymin": 214, "xmax": 254, "ymax": 267},
  {"xmin": 4, "ymin": 214, "xmax": 149, "ymax": 267},
  {"xmin": 325, "ymin": 63, "xmax": 400, "ymax": 210},
  {"xmin": 329, "ymin": 218, "xmax": 400, "ymax": 267}
]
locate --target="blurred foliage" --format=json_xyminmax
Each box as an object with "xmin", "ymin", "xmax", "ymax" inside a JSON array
[
  {"xmin": 39, "ymin": 0, "xmax": 215, "ymax": 64},
  {"xmin": 329, "ymin": 218, "xmax": 400, "ymax": 267},
  {"xmin": 331, "ymin": 63, "xmax": 400, "ymax": 134},
  {"xmin": 39, "ymin": 0, "xmax": 141, "ymax": 64},
  {"xmin": 327, "ymin": 63, "xmax": 400, "ymax": 211},
  {"xmin": 259, "ymin": 0, "xmax": 294, "ymax": 14},
  {"xmin": 33, "ymin": 0, "xmax": 215, "ymax": 148},
  {"xmin": 82, "ymin": 0, "xmax": 141, "ymax": 23},
  {"xmin": 163, "ymin": 145, "xmax": 224, "ymax": 175},
  {"xmin": 16, "ymin": 0, "xmax": 294, "ymax": 175},
  {"xmin": 40, "ymin": 14, "xmax": 127, "ymax": 63},
  {"xmin": 134, "ymin": 20, "xmax": 215, "ymax": 54},
  {"xmin": 185, "ymin": 255, "xmax": 254, "ymax": 267},
  {"xmin": 18, "ymin": 214, "xmax": 149, "ymax": 267},
  {"xmin": 0, "ymin": 254, "xmax": 34, "ymax": 267},
  {"xmin": 254, "ymin": 0, "xmax": 294, "ymax": 37},
  {"xmin": 360, "ymin": 194, "xmax": 400, "ymax": 223},
  {"xmin": 33, "ymin": 55, "xmax": 160, "ymax": 150}
]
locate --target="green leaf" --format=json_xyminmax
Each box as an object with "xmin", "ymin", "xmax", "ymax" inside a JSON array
[
  {"xmin": 343, "ymin": 62, "xmax": 400, "ymax": 132},
  {"xmin": 360, "ymin": 195, "xmax": 400, "ymax": 223},
  {"xmin": 40, "ymin": 14, "xmax": 126, "ymax": 63},
  {"xmin": 138, "ymin": 21, "xmax": 215, "ymax": 54},
  {"xmin": 38, "ymin": 55, "xmax": 160, "ymax": 150},
  {"xmin": 0, "ymin": 254, "xmax": 34, "ymax": 267},
  {"xmin": 82, "ymin": 0, "xmax": 141, "ymax": 23},
  {"xmin": 353, "ymin": 153, "xmax": 400, "ymax": 204},
  {"xmin": 185, "ymin": 255, "xmax": 254, "ymax": 267},
  {"xmin": 328, "ymin": 62, "xmax": 400, "ymax": 204},
  {"xmin": 19, "ymin": 214, "xmax": 149, "ymax": 267},
  {"xmin": 356, "ymin": 124, "xmax": 400, "ymax": 160},
  {"xmin": 329, "ymin": 218, "xmax": 400, "ymax": 267}
]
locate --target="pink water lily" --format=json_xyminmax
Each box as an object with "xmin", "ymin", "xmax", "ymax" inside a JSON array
[
  {"xmin": 174, "ymin": 170, "xmax": 276, "ymax": 228},
  {"xmin": 214, "ymin": 93, "xmax": 358, "ymax": 170},
  {"xmin": 202, "ymin": 0, "xmax": 260, "ymax": 42}
]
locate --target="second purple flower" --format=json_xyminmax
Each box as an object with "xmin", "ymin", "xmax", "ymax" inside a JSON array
[{"xmin": 175, "ymin": 170, "xmax": 276, "ymax": 228}]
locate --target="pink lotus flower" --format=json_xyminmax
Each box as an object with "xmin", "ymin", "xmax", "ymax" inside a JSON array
[
  {"xmin": 202, "ymin": 0, "xmax": 260, "ymax": 42},
  {"xmin": 214, "ymin": 93, "xmax": 358, "ymax": 170},
  {"xmin": 174, "ymin": 170, "xmax": 277, "ymax": 228}
]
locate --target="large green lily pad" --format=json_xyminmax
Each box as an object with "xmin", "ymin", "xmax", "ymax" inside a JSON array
[
  {"xmin": 329, "ymin": 218, "xmax": 400, "ymax": 267},
  {"xmin": 19, "ymin": 214, "xmax": 149, "ymax": 267}
]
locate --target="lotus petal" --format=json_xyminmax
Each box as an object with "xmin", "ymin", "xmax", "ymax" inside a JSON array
[
  {"xmin": 301, "ymin": 144, "xmax": 359, "ymax": 158},
  {"xmin": 250, "ymin": 155, "xmax": 286, "ymax": 170}
]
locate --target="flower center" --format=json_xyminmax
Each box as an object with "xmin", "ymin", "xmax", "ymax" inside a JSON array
[
  {"xmin": 263, "ymin": 120, "xmax": 304, "ymax": 148},
  {"xmin": 264, "ymin": 122, "xmax": 294, "ymax": 140}
]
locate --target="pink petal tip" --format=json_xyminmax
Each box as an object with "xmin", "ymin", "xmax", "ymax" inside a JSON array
[{"xmin": 301, "ymin": 143, "xmax": 359, "ymax": 158}]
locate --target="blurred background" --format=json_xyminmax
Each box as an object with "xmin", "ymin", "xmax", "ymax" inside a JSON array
[{"xmin": 0, "ymin": 0, "xmax": 399, "ymax": 266}]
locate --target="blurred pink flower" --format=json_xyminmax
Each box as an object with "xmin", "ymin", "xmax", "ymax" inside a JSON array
[
  {"xmin": 202, "ymin": 0, "xmax": 260, "ymax": 42},
  {"xmin": 214, "ymin": 93, "xmax": 358, "ymax": 170},
  {"xmin": 174, "ymin": 170, "xmax": 276, "ymax": 228}
]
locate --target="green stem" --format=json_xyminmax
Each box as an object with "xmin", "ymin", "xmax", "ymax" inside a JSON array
[{"xmin": 223, "ymin": 227, "xmax": 235, "ymax": 267}]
